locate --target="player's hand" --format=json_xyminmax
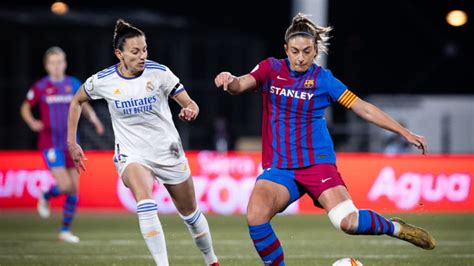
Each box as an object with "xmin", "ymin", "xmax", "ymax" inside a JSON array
[
  {"xmin": 178, "ymin": 107, "xmax": 198, "ymax": 121},
  {"xmin": 404, "ymin": 132, "xmax": 428, "ymax": 155},
  {"xmin": 214, "ymin": 72, "xmax": 235, "ymax": 91},
  {"xmin": 29, "ymin": 120, "xmax": 44, "ymax": 132},
  {"xmin": 68, "ymin": 143, "xmax": 87, "ymax": 173}
]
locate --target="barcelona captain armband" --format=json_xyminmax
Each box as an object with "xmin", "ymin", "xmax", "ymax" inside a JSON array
[{"xmin": 337, "ymin": 89, "xmax": 358, "ymax": 108}]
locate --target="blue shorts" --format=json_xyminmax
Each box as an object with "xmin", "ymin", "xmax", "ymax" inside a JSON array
[
  {"xmin": 42, "ymin": 148, "xmax": 75, "ymax": 169},
  {"xmin": 257, "ymin": 164, "xmax": 347, "ymax": 209},
  {"xmin": 257, "ymin": 167, "xmax": 304, "ymax": 205}
]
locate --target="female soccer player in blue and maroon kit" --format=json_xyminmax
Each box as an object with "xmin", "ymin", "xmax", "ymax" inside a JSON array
[
  {"xmin": 215, "ymin": 13, "xmax": 435, "ymax": 266},
  {"xmin": 20, "ymin": 47, "xmax": 104, "ymax": 243}
]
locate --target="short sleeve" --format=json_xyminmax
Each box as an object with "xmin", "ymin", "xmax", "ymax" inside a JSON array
[
  {"xmin": 25, "ymin": 83, "xmax": 41, "ymax": 107},
  {"xmin": 83, "ymin": 74, "xmax": 103, "ymax": 100},
  {"xmin": 70, "ymin": 77, "xmax": 82, "ymax": 95},
  {"xmin": 249, "ymin": 58, "xmax": 272, "ymax": 88},
  {"xmin": 161, "ymin": 66, "xmax": 183, "ymax": 97},
  {"xmin": 318, "ymin": 68, "xmax": 358, "ymax": 108}
]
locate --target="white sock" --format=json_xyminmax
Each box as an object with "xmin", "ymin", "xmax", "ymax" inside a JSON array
[
  {"xmin": 392, "ymin": 221, "xmax": 401, "ymax": 236},
  {"xmin": 180, "ymin": 208, "xmax": 218, "ymax": 265},
  {"xmin": 137, "ymin": 199, "xmax": 168, "ymax": 266}
]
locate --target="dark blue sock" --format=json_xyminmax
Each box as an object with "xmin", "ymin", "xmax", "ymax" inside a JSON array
[
  {"xmin": 60, "ymin": 195, "xmax": 78, "ymax": 232},
  {"xmin": 356, "ymin": 209, "xmax": 394, "ymax": 235},
  {"xmin": 249, "ymin": 222, "xmax": 285, "ymax": 266},
  {"xmin": 44, "ymin": 185, "xmax": 61, "ymax": 200}
]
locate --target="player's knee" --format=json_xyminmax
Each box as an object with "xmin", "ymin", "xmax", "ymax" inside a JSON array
[
  {"xmin": 56, "ymin": 182, "xmax": 71, "ymax": 194},
  {"xmin": 62, "ymin": 184, "xmax": 77, "ymax": 194},
  {"xmin": 247, "ymin": 203, "xmax": 272, "ymax": 226},
  {"xmin": 176, "ymin": 205, "xmax": 198, "ymax": 217},
  {"xmin": 130, "ymin": 187, "xmax": 153, "ymax": 202},
  {"xmin": 328, "ymin": 200, "xmax": 359, "ymax": 233},
  {"xmin": 67, "ymin": 184, "xmax": 78, "ymax": 194},
  {"xmin": 339, "ymin": 212, "xmax": 359, "ymax": 233}
]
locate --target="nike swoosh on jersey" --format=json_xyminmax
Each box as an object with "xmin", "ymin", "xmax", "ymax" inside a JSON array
[{"xmin": 276, "ymin": 75, "xmax": 288, "ymax": 81}]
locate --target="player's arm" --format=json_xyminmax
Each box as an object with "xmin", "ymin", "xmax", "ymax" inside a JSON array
[
  {"xmin": 82, "ymin": 102, "xmax": 104, "ymax": 135},
  {"xmin": 350, "ymin": 98, "xmax": 427, "ymax": 154},
  {"xmin": 214, "ymin": 72, "xmax": 257, "ymax": 95},
  {"xmin": 67, "ymin": 86, "xmax": 89, "ymax": 171},
  {"xmin": 172, "ymin": 90, "xmax": 199, "ymax": 121},
  {"xmin": 20, "ymin": 101, "xmax": 44, "ymax": 132}
]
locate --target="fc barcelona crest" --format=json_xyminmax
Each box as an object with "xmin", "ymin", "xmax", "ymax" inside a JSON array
[
  {"xmin": 304, "ymin": 80, "xmax": 314, "ymax": 88},
  {"xmin": 65, "ymin": 85, "xmax": 72, "ymax": 93}
]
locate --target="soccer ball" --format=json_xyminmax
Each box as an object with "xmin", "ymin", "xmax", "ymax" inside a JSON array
[{"xmin": 332, "ymin": 257, "xmax": 363, "ymax": 266}]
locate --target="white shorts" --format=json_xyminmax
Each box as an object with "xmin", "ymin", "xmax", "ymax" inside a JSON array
[{"xmin": 114, "ymin": 154, "xmax": 190, "ymax": 185}]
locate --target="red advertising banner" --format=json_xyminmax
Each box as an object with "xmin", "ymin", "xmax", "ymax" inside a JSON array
[
  {"xmin": 299, "ymin": 153, "xmax": 473, "ymax": 213},
  {"xmin": 0, "ymin": 151, "xmax": 472, "ymax": 214}
]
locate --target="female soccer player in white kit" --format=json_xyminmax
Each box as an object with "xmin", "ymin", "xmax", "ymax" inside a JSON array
[{"xmin": 67, "ymin": 19, "xmax": 219, "ymax": 266}]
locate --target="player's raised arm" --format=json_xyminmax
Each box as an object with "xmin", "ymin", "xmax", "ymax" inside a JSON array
[
  {"xmin": 214, "ymin": 72, "xmax": 257, "ymax": 95},
  {"xmin": 350, "ymin": 97, "xmax": 427, "ymax": 154},
  {"xmin": 67, "ymin": 85, "xmax": 89, "ymax": 172},
  {"xmin": 172, "ymin": 90, "xmax": 199, "ymax": 122}
]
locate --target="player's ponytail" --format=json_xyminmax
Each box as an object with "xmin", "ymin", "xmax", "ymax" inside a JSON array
[
  {"xmin": 113, "ymin": 19, "xmax": 145, "ymax": 51},
  {"xmin": 285, "ymin": 13, "xmax": 332, "ymax": 55}
]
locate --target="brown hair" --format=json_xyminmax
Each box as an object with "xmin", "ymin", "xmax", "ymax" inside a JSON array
[
  {"xmin": 113, "ymin": 19, "xmax": 145, "ymax": 51},
  {"xmin": 284, "ymin": 13, "xmax": 332, "ymax": 55}
]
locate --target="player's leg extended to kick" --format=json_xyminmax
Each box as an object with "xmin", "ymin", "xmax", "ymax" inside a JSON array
[
  {"xmin": 318, "ymin": 185, "xmax": 436, "ymax": 250},
  {"xmin": 165, "ymin": 177, "xmax": 219, "ymax": 266},
  {"xmin": 247, "ymin": 180, "xmax": 290, "ymax": 266},
  {"xmin": 122, "ymin": 163, "xmax": 169, "ymax": 266}
]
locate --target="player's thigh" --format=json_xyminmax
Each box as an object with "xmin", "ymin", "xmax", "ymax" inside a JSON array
[
  {"xmin": 317, "ymin": 185, "xmax": 352, "ymax": 212},
  {"xmin": 43, "ymin": 148, "xmax": 71, "ymax": 191},
  {"xmin": 295, "ymin": 163, "xmax": 349, "ymax": 209},
  {"xmin": 122, "ymin": 162, "xmax": 155, "ymax": 201},
  {"xmin": 164, "ymin": 176, "xmax": 197, "ymax": 216},
  {"xmin": 247, "ymin": 180, "xmax": 290, "ymax": 223},
  {"xmin": 250, "ymin": 167, "xmax": 301, "ymax": 212}
]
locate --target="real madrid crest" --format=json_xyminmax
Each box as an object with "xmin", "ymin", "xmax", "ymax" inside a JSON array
[
  {"xmin": 85, "ymin": 77, "xmax": 94, "ymax": 92},
  {"xmin": 146, "ymin": 81, "xmax": 155, "ymax": 92},
  {"xmin": 304, "ymin": 80, "xmax": 314, "ymax": 88}
]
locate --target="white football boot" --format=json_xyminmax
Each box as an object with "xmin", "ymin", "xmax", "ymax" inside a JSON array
[
  {"xmin": 37, "ymin": 192, "xmax": 51, "ymax": 218},
  {"xmin": 58, "ymin": 231, "xmax": 80, "ymax": 243}
]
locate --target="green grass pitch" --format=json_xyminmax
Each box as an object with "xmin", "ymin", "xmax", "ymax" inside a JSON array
[{"xmin": 0, "ymin": 212, "xmax": 472, "ymax": 265}]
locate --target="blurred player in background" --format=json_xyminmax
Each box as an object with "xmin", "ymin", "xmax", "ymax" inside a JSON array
[
  {"xmin": 20, "ymin": 46, "xmax": 104, "ymax": 243},
  {"xmin": 215, "ymin": 13, "xmax": 436, "ymax": 266},
  {"xmin": 67, "ymin": 19, "xmax": 219, "ymax": 266}
]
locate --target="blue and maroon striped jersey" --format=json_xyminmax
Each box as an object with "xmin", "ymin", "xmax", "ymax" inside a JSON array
[
  {"xmin": 25, "ymin": 76, "xmax": 81, "ymax": 150},
  {"xmin": 250, "ymin": 57, "xmax": 358, "ymax": 169}
]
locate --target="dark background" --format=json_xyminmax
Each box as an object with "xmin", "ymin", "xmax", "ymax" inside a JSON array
[{"xmin": 0, "ymin": 0, "xmax": 472, "ymax": 150}]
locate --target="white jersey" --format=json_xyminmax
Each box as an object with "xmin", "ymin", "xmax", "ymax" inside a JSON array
[{"xmin": 84, "ymin": 60, "xmax": 186, "ymax": 166}]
